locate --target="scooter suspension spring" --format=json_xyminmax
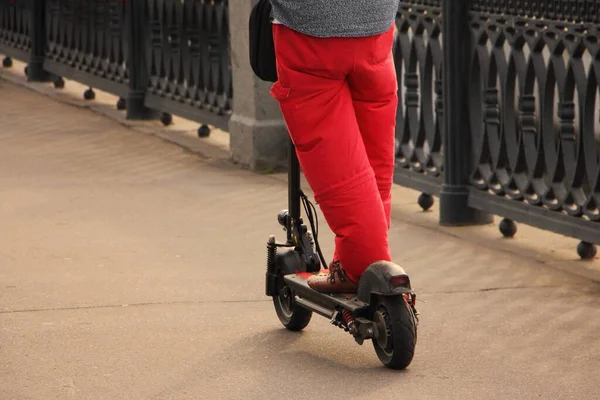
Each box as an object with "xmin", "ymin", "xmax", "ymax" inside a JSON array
[
  {"xmin": 342, "ymin": 310, "xmax": 353, "ymax": 324},
  {"xmin": 342, "ymin": 310, "xmax": 355, "ymax": 331}
]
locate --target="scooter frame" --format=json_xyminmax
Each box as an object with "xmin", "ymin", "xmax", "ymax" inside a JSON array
[{"xmin": 265, "ymin": 140, "xmax": 418, "ymax": 368}]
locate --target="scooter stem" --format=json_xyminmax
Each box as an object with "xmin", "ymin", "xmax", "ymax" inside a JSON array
[{"xmin": 288, "ymin": 139, "xmax": 302, "ymax": 230}]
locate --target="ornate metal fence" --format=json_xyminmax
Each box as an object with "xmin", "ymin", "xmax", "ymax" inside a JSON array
[
  {"xmin": 467, "ymin": 0, "xmax": 600, "ymax": 254},
  {"xmin": 394, "ymin": 0, "xmax": 600, "ymax": 257},
  {"xmin": 0, "ymin": 0, "xmax": 231, "ymax": 131},
  {"xmin": 393, "ymin": 0, "xmax": 444, "ymax": 199},
  {"xmin": 0, "ymin": 0, "xmax": 32, "ymax": 65},
  {"xmin": 143, "ymin": 0, "xmax": 232, "ymax": 130},
  {"xmin": 43, "ymin": 0, "xmax": 130, "ymax": 98}
]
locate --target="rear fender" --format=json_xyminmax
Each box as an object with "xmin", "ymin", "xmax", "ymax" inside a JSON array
[{"xmin": 357, "ymin": 261, "xmax": 412, "ymax": 304}]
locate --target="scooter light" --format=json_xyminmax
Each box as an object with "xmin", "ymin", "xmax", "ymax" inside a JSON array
[
  {"xmin": 390, "ymin": 275, "xmax": 409, "ymax": 286},
  {"xmin": 277, "ymin": 210, "xmax": 289, "ymax": 227}
]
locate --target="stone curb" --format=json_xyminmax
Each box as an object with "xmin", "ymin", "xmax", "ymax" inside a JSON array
[{"xmin": 0, "ymin": 60, "xmax": 232, "ymax": 167}]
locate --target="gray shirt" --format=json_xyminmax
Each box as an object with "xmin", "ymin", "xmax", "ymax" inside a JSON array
[{"xmin": 269, "ymin": 0, "xmax": 400, "ymax": 38}]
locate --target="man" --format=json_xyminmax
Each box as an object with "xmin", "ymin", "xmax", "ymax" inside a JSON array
[{"xmin": 269, "ymin": 0, "xmax": 400, "ymax": 293}]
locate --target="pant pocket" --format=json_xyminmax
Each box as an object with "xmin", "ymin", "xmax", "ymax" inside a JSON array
[
  {"xmin": 270, "ymin": 81, "xmax": 299, "ymax": 141},
  {"xmin": 270, "ymin": 81, "xmax": 291, "ymax": 100}
]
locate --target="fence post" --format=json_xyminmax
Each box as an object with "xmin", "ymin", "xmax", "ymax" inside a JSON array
[
  {"xmin": 125, "ymin": 0, "xmax": 158, "ymax": 120},
  {"xmin": 439, "ymin": 0, "xmax": 492, "ymax": 226},
  {"xmin": 228, "ymin": 0, "xmax": 289, "ymax": 171},
  {"xmin": 27, "ymin": 0, "xmax": 50, "ymax": 82}
]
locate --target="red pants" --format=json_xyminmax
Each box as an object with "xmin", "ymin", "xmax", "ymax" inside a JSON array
[{"xmin": 270, "ymin": 24, "xmax": 398, "ymax": 282}]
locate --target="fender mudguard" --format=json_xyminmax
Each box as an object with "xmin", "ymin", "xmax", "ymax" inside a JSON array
[{"xmin": 357, "ymin": 261, "xmax": 412, "ymax": 304}]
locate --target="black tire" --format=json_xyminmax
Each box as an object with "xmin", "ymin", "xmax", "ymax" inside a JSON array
[
  {"xmin": 372, "ymin": 296, "xmax": 417, "ymax": 370},
  {"xmin": 273, "ymin": 284, "xmax": 312, "ymax": 331}
]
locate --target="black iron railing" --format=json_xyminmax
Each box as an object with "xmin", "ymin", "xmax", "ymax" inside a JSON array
[
  {"xmin": 393, "ymin": 2, "xmax": 444, "ymax": 198},
  {"xmin": 0, "ymin": 0, "xmax": 32, "ymax": 68},
  {"xmin": 467, "ymin": 1, "xmax": 600, "ymax": 250},
  {"xmin": 394, "ymin": 0, "xmax": 600, "ymax": 256},
  {"xmin": 43, "ymin": 0, "xmax": 130, "ymax": 96},
  {"xmin": 143, "ymin": 0, "xmax": 232, "ymax": 130},
  {"xmin": 0, "ymin": 0, "xmax": 231, "ymax": 131}
]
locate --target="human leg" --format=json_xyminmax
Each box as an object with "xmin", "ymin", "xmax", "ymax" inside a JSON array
[
  {"xmin": 270, "ymin": 25, "xmax": 391, "ymax": 285},
  {"xmin": 348, "ymin": 26, "xmax": 398, "ymax": 229}
]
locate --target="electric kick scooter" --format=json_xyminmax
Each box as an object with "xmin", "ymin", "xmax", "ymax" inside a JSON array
[{"xmin": 265, "ymin": 140, "xmax": 419, "ymax": 370}]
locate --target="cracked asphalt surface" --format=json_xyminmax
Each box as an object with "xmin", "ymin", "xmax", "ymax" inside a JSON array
[{"xmin": 2, "ymin": 80, "xmax": 600, "ymax": 399}]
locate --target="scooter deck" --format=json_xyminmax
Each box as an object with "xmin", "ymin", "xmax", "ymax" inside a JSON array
[{"xmin": 283, "ymin": 272, "xmax": 369, "ymax": 314}]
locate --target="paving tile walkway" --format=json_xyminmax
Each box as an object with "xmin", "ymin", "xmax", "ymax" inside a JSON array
[{"xmin": 1, "ymin": 79, "xmax": 600, "ymax": 400}]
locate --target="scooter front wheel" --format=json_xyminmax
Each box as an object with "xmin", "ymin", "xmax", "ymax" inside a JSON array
[
  {"xmin": 372, "ymin": 295, "xmax": 417, "ymax": 370},
  {"xmin": 273, "ymin": 284, "xmax": 312, "ymax": 331}
]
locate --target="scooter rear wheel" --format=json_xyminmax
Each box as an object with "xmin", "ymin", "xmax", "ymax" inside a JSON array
[
  {"xmin": 372, "ymin": 296, "xmax": 417, "ymax": 370},
  {"xmin": 273, "ymin": 284, "xmax": 312, "ymax": 331}
]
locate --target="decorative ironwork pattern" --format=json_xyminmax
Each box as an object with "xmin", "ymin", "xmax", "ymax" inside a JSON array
[
  {"xmin": 145, "ymin": 0, "xmax": 232, "ymax": 118},
  {"xmin": 394, "ymin": 2, "xmax": 444, "ymax": 186},
  {"xmin": 471, "ymin": 0, "xmax": 600, "ymax": 23},
  {"xmin": 468, "ymin": 9, "xmax": 600, "ymax": 221},
  {"xmin": 44, "ymin": 0, "xmax": 129, "ymax": 86},
  {"xmin": 400, "ymin": 0, "xmax": 441, "ymax": 6},
  {"xmin": 0, "ymin": 0, "xmax": 32, "ymax": 59}
]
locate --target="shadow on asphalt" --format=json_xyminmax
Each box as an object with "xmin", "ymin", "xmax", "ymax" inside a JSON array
[{"xmin": 226, "ymin": 327, "xmax": 413, "ymax": 382}]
